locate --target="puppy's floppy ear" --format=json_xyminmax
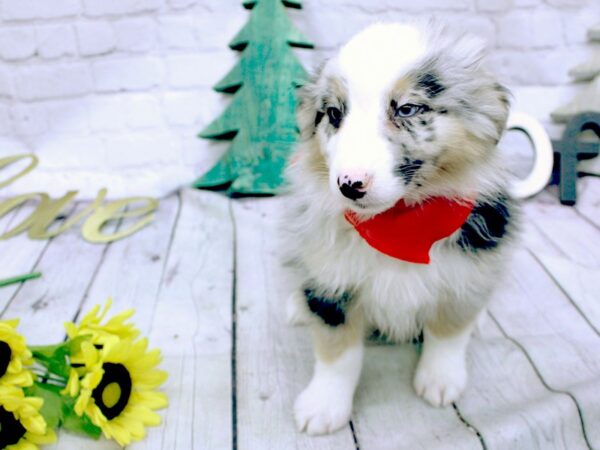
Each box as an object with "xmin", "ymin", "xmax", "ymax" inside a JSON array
[
  {"xmin": 447, "ymin": 31, "xmax": 511, "ymax": 142},
  {"xmin": 296, "ymin": 85, "xmax": 322, "ymax": 140},
  {"xmin": 425, "ymin": 26, "xmax": 511, "ymax": 144},
  {"xmin": 425, "ymin": 20, "xmax": 486, "ymax": 71},
  {"xmin": 446, "ymin": 32, "xmax": 486, "ymax": 71},
  {"xmin": 486, "ymin": 81, "xmax": 511, "ymax": 141},
  {"xmin": 461, "ymin": 74, "xmax": 511, "ymax": 145},
  {"xmin": 296, "ymin": 66, "xmax": 326, "ymax": 141}
]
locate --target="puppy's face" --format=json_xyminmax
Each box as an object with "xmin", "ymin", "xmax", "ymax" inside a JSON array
[{"xmin": 298, "ymin": 23, "xmax": 509, "ymax": 215}]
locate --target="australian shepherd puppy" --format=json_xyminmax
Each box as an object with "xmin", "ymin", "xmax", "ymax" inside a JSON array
[{"xmin": 283, "ymin": 22, "xmax": 519, "ymax": 435}]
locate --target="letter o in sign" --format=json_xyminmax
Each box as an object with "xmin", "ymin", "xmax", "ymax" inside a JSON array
[{"xmin": 505, "ymin": 111, "xmax": 554, "ymax": 200}]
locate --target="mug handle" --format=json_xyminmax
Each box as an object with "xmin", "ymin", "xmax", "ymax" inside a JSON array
[{"xmin": 505, "ymin": 111, "xmax": 554, "ymax": 199}]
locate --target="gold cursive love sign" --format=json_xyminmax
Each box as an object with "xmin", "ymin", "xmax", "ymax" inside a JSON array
[{"xmin": 0, "ymin": 154, "xmax": 159, "ymax": 243}]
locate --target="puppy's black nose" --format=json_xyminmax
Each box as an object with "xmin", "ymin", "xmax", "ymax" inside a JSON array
[{"xmin": 338, "ymin": 176, "xmax": 367, "ymax": 200}]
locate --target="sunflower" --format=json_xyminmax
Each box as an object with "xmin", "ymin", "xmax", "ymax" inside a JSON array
[
  {"xmin": 0, "ymin": 320, "xmax": 34, "ymax": 388},
  {"xmin": 0, "ymin": 384, "xmax": 56, "ymax": 450},
  {"xmin": 64, "ymin": 299, "xmax": 140, "ymax": 347},
  {"xmin": 71, "ymin": 339, "xmax": 167, "ymax": 446}
]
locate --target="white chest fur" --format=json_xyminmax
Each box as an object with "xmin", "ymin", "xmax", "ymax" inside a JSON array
[{"xmin": 293, "ymin": 210, "xmax": 499, "ymax": 341}]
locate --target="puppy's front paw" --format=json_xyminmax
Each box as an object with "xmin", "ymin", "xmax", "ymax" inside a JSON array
[
  {"xmin": 294, "ymin": 383, "xmax": 352, "ymax": 435},
  {"xmin": 413, "ymin": 355, "xmax": 467, "ymax": 407}
]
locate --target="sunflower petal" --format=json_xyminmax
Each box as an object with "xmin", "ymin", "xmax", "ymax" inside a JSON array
[{"xmin": 131, "ymin": 391, "xmax": 168, "ymax": 409}]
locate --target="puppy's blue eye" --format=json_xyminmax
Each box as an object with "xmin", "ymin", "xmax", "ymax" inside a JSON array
[
  {"xmin": 326, "ymin": 107, "xmax": 343, "ymax": 128},
  {"xmin": 394, "ymin": 103, "xmax": 422, "ymax": 118}
]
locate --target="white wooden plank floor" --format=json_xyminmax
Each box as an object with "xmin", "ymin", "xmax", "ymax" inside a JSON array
[{"xmin": 1, "ymin": 179, "xmax": 600, "ymax": 450}]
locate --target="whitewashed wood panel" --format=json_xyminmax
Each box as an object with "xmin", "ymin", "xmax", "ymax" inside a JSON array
[
  {"xmin": 488, "ymin": 249, "xmax": 599, "ymax": 448},
  {"xmin": 82, "ymin": 195, "xmax": 180, "ymax": 335},
  {"xmin": 0, "ymin": 204, "xmax": 51, "ymax": 312},
  {"xmin": 0, "ymin": 204, "xmax": 117, "ymax": 343},
  {"xmin": 233, "ymin": 198, "xmax": 357, "ymax": 450},
  {"xmin": 142, "ymin": 190, "xmax": 233, "ymax": 450},
  {"xmin": 455, "ymin": 315, "xmax": 588, "ymax": 450},
  {"xmin": 0, "ymin": 203, "xmax": 20, "ymax": 231},
  {"xmin": 521, "ymin": 191, "xmax": 600, "ymax": 339},
  {"xmin": 534, "ymin": 254, "xmax": 600, "ymax": 335},
  {"xmin": 524, "ymin": 192, "xmax": 600, "ymax": 267},
  {"xmin": 352, "ymin": 344, "xmax": 482, "ymax": 450},
  {"xmin": 2, "ymin": 185, "xmax": 600, "ymax": 450},
  {"xmin": 576, "ymin": 177, "xmax": 600, "ymax": 227}
]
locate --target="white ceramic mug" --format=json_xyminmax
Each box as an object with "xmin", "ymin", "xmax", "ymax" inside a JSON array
[{"xmin": 504, "ymin": 111, "xmax": 554, "ymax": 199}]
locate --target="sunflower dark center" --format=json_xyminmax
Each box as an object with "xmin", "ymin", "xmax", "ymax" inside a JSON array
[
  {"xmin": 92, "ymin": 363, "xmax": 132, "ymax": 420},
  {"xmin": 0, "ymin": 406, "xmax": 26, "ymax": 448},
  {"xmin": 0, "ymin": 341, "xmax": 11, "ymax": 379}
]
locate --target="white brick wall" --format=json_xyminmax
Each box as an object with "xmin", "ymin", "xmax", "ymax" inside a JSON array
[{"xmin": 0, "ymin": 0, "xmax": 598, "ymax": 199}]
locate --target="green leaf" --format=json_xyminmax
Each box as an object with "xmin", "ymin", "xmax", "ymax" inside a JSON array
[
  {"xmin": 25, "ymin": 382, "xmax": 102, "ymax": 439},
  {"xmin": 29, "ymin": 343, "xmax": 66, "ymax": 359},
  {"xmin": 25, "ymin": 383, "xmax": 63, "ymax": 429},
  {"xmin": 62, "ymin": 395, "xmax": 102, "ymax": 439}
]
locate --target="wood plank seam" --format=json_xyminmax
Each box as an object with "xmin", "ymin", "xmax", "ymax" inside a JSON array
[
  {"xmin": 143, "ymin": 193, "xmax": 183, "ymax": 450},
  {"xmin": 0, "ymin": 202, "xmax": 85, "ymax": 318},
  {"xmin": 526, "ymin": 250, "xmax": 600, "ymax": 337},
  {"xmin": 169, "ymin": 358, "xmax": 186, "ymax": 450},
  {"xmin": 70, "ymin": 225, "xmax": 121, "ymax": 324},
  {"xmin": 147, "ymin": 192, "xmax": 183, "ymax": 331},
  {"xmin": 487, "ymin": 312, "xmax": 593, "ymax": 450},
  {"xmin": 348, "ymin": 421, "xmax": 360, "ymax": 450},
  {"xmin": 228, "ymin": 199, "xmax": 239, "ymax": 450},
  {"xmin": 191, "ymin": 278, "xmax": 200, "ymax": 450},
  {"xmin": 1, "ymin": 203, "xmax": 23, "ymax": 233},
  {"xmin": 343, "ymin": 418, "xmax": 359, "ymax": 450},
  {"xmin": 136, "ymin": 191, "xmax": 235, "ymax": 450},
  {"xmin": 451, "ymin": 403, "xmax": 487, "ymax": 450},
  {"xmin": 574, "ymin": 207, "xmax": 600, "ymax": 232},
  {"xmin": 0, "ymin": 238, "xmax": 52, "ymax": 317},
  {"xmin": 529, "ymin": 221, "xmax": 570, "ymax": 259}
]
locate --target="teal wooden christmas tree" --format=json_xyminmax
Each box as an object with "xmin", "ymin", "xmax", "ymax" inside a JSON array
[{"xmin": 194, "ymin": 0, "xmax": 313, "ymax": 195}]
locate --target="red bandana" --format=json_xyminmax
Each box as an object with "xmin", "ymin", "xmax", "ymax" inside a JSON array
[{"xmin": 344, "ymin": 197, "xmax": 475, "ymax": 264}]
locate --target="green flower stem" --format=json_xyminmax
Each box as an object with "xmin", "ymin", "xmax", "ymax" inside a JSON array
[
  {"xmin": 31, "ymin": 368, "xmax": 68, "ymax": 386},
  {"xmin": 0, "ymin": 272, "xmax": 42, "ymax": 288}
]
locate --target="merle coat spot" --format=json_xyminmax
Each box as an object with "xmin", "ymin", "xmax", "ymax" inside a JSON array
[
  {"xmin": 395, "ymin": 158, "xmax": 424, "ymax": 185},
  {"xmin": 304, "ymin": 288, "xmax": 352, "ymax": 327},
  {"xmin": 314, "ymin": 111, "xmax": 324, "ymax": 129},
  {"xmin": 457, "ymin": 194, "xmax": 513, "ymax": 252},
  {"xmin": 417, "ymin": 72, "xmax": 446, "ymax": 98}
]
